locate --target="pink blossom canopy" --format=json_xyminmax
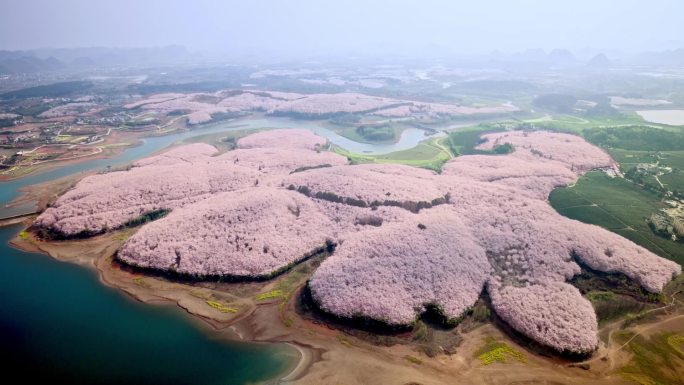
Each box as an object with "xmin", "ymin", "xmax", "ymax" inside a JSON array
[
  {"xmin": 118, "ymin": 188, "xmax": 333, "ymax": 277},
  {"xmin": 125, "ymin": 90, "xmax": 518, "ymax": 124},
  {"xmin": 33, "ymin": 129, "xmax": 681, "ymax": 354}
]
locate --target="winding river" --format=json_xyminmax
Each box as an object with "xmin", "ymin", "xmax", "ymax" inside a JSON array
[
  {"xmin": 1, "ymin": 117, "xmax": 439, "ymax": 217},
  {"xmin": 0, "ymin": 117, "xmax": 437, "ymax": 384}
]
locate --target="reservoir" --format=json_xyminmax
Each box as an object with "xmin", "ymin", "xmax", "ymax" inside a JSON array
[
  {"xmin": 0, "ymin": 223, "xmax": 295, "ymax": 384},
  {"xmin": 636, "ymin": 109, "xmax": 684, "ymax": 126}
]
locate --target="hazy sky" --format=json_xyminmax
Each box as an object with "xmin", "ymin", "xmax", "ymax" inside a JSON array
[{"xmin": 1, "ymin": 0, "xmax": 683, "ymax": 54}]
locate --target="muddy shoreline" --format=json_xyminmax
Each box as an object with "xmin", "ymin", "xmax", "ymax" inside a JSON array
[{"xmin": 9, "ymin": 227, "xmax": 313, "ymax": 383}]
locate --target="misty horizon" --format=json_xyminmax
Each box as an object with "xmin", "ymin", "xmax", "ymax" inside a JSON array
[{"xmin": 2, "ymin": 0, "xmax": 683, "ymax": 57}]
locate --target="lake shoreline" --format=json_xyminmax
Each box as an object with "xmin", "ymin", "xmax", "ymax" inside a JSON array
[
  {"xmin": 8, "ymin": 224, "xmax": 317, "ymax": 384},
  {"xmin": 636, "ymin": 109, "xmax": 684, "ymax": 126}
]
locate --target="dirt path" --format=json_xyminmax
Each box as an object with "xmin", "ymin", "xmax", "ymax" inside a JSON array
[
  {"xmin": 577, "ymin": 290, "xmax": 683, "ymax": 374},
  {"xmin": 429, "ymin": 136, "xmax": 455, "ymax": 158}
]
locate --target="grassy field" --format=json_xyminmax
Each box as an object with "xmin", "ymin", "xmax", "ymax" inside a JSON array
[
  {"xmin": 615, "ymin": 331, "xmax": 684, "ymax": 385},
  {"xmin": 541, "ymin": 120, "xmax": 684, "ymax": 267},
  {"xmin": 519, "ymin": 113, "xmax": 658, "ymax": 133},
  {"xmin": 337, "ymin": 124, "xmax": 403, "ymax": 144},
  {"xmin": 584, "ymin": 125, "xmax": 684, "ymax": 151},
  {"xmin": 446, "ymin": 128, "xmax": 492, "ymax": 155},
  {"xmin": 609, "ymin": 149, "xmax": 659, "ymax": 166},
  {"xmin": 608, "ymin": 149, "xmax": 684, "ymax": 193},
  {"xmin": 661, "ymin": 171, "xmax": 684, "ymax": 192},
  {"xmin": 549, "ymin": 172, "xmax": 684, "ymax": 265},
  {"xmin": 180, "ymin": 128, "xmax": 262, "ymax": 151},
  {"xmin": 55, "ymin": 134, "xmax": 87, "ymax": 144},
  {"xmin": 334, "ymin": 136, "xmax": 453, "ymax": 172},
  {"xmin": 474, "ymin": 337, "xmax": 527, "ymax": 366}
]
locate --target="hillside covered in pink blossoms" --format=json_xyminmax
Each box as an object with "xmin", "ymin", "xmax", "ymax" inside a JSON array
[
  {"xmin": 33, "ymin": 128, "xmax": 681, "ymax": 354},
  {"xmin": 124, "ymin": 90, "xmax": 519, "ymax": 124},
  {"xmin": 118, "ymin": 188, "xmax": 334, "ymax": 278},
  {"xmin": 35, "ymin": 130, "xmax": 346, "ymax": 237}
]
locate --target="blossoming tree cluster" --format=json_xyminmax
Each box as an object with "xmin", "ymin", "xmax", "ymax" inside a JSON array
[
  {"xmin": 117, "ymin": 188, "xmax": 334, "ymax": 278},
  {"xmin": 125, "ymin": 90, "xmax": 519, "ymax": 124},
  {"xmin": 35, "ymin": 129, "xmax": 346, "ymax": 237},
  {"xmin": 34, "ymin": 128, "xmax": 681, "ymax": 354}
]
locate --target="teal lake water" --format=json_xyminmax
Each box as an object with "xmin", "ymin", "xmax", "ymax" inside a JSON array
[{"xmin": 0, "ymin": 224, "xmax": 295, "ymax": 384}]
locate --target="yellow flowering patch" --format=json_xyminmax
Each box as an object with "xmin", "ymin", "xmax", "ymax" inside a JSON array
[
  {"xmin": 620, "ymin": 373, "xmax": 659, "ymax": 385},
  {"xmin": 336, "ymin": 334, "xmax": 353, "ymax": 347},
  {"xmin": 404, "ymin": 355, "xmax": 423, "ymax": 365},
  {"xmin": 206, "ymin": 301, "xmax": 237, "ymax": 313},
  {"xmin": 477, "ymin": 342, "xmax": 527, "ymax": 365},
  {"xmin": 112, "ymin": 229, "xmax": 135, "ymax": 241},
  {"xmin": 666, "ymin": 334, "xmax": 684, "ymax": 356},
  {"xmin": 132, "ymin": 277, "xmax": 151, "ymax": 288},
  {"xmin": 255, "ymin": 289, "xmax": 284, "ymax": 301}
]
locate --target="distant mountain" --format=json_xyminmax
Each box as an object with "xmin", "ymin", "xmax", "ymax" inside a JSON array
[
  {"xmin": 0, "ymin": 45, "xmax": 193, "ymax": 74},
  {"xmin": 548, "ymin": 49, "xmax": 576, "ymax": 64},
  {"xmin": 533, "ymin": 93, "xmax": 578, "ymax": 113},
  {"xmin": 482, "ymin": 48, "xmax": 580, "ymax": 70},
  {"xmin": 70, "ymin": 56, "xmax": 97, "ymax": 69},
  {"xmin": 633, "ymin": 48, "xmax": 684, "ymax": 66},
  {"xmin": 520, "ymin": 48, "xmax": 548, "ymax": 61},
  {"xmin": 586, "ymin": 53, "xmax": 612, "ymax": 68},
  {"xmin": 0, "ymin": 56, "xmax": 65, "ymax": 74},
  {"xmin": 0, "ymin": 80, "xmax": 94, "ymax": 99},
  {"xmin": 33, "ymin": 45, "xmax": 192, "ymax": 66},
  {"xmin": 0, "ymin": 54, "xmax": 68, "ymax": 74},
  {"xmin": 43, "ymin": 56, "xmax": 66, "ymax": 71}
]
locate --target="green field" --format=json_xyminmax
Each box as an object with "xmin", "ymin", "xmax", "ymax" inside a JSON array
[
  {"xmin": 615, "ymin": 331, "xmax": 684, "ymax": 385},
  {"xmin": 337, "ymin": 124, "xmax": 402, "ymax": 144},
  {"xmin": 446, "ymin": 128, "xmax": 489, "ymax": 155},
  {"xmin": 1, "ymin": 80, "xmax": 94, "ymax": 100},
  {"xmin": 520, "ymin": 113, "xmax": 649, "ymax": 133},
  {"xmin": 180, "ymin": 128, "xmax": 263, "ymax": 151},
  {"xmin": 55, "ymin": 134, "xmax": 87, "ymax": 144},
  {"xmin": 660, "ymin": 151, "xmax": 684, "ymax": 170},
  {"xmin": 608, "ymin": 149, "xmax": 684, "ymax": 194},
  {"xmin": 334, "ymin": 136, "xmax": 453, "ymax": 172},
  {"xmin": 661, "ymin": 172, "xmax": 684, "ymax": 191},
  {"xmin": 608, "ymin": 149, "xmax": 659, "ymax": 166},
  {"xmin": 550, "ymin": 172, "xmax": 684, "ymax": 265},
  {"xmin": 584, "ymin": 125, "xmax": 684, "ymax": 151}
]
